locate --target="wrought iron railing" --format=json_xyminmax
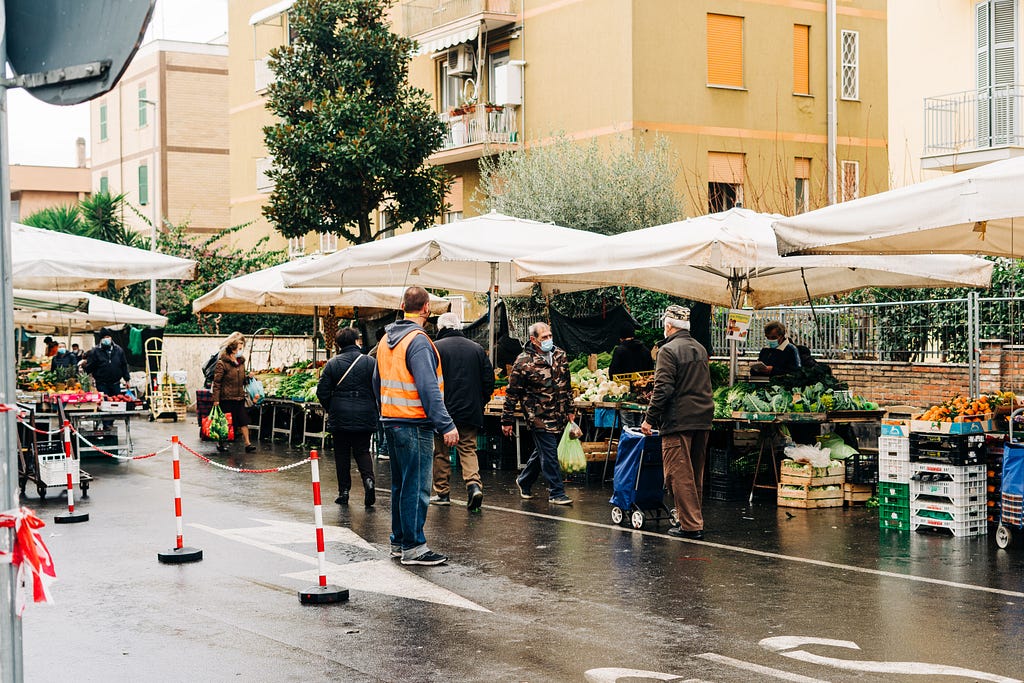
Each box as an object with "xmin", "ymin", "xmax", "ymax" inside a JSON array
[
  {"xmin": 400, "ymin": 0, "xmax": 519, "ymax": 37},
  {"xmin": 438, "ymin": 104, "xmax": 518, "ymax": 151},
  {"xmin": 924, "ymin": 85, "xmax": 1024, "ymax": 156}
]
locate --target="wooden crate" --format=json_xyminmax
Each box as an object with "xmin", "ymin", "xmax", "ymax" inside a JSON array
[
  {"xmin": 778, "ymin": 479, "xmax": 844, "ymax": 509},
  {"xmin": 843, "ymin": 483, "xmax": 874, "ymax": 506},
  {"xmin": 779, "ymin": 460, "xmax": 845, "ymax": 486},
  {"xmin": 581, "ymin": 440, "xmax": 616, "ymax": 462},
  {"xmin": 777, "ymin": 496, "xmax": 845, "ymax": 509}
]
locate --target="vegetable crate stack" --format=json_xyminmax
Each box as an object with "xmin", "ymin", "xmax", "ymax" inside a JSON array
[
  {"xmin": 985, "ymin": 434, "xmax": 1006, "ymax": 526},
  {"xmin": 777, "ymin": 459, "xmax": 845, "ymax": 509},
  {"xmin": 878, "ymin": 421, "xmax": 911, "ymax": 531},
  {"xmin": 909, "ymin": 432, "xmax": 988, "ymax": 537}
]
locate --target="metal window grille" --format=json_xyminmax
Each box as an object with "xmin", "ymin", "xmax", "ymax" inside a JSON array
[{"xmin": 841, "ymin": 30, "xmax": 859, "ymax": 100}]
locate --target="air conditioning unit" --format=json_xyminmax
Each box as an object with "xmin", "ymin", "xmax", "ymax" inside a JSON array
[{"xmin": 447, "ymin": 45, "xmax": 475, "ymax": 76}]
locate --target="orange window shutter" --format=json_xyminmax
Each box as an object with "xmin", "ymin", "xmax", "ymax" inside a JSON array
[
  {"xmin": 707, "ymin": 14, "xmax": 743, "ymax": 87},
  {"xmin": 794, "ymin": 157, "xmax": 810, "ymax": 179},
  {"xmin": 708, "ymin": 152, "xmax": 745, "ymax": 184},
  {"xmin": 793, "ymin": 24, "xmax": 810, "ymax": 94}
]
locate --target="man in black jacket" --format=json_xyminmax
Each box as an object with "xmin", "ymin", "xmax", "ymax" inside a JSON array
[
  {"xmin": 430, "ymin": 312, "xmax": 495, "ymax": 512},
  {"xmin": 80, "ymin": 330, "xmax": 130, "ymax": 398},
  {"xmin": 608, "ymin": 322, "xmax": 653, "ymax": 379}
]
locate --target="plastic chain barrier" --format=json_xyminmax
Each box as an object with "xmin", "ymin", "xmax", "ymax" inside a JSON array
[
  {"xmin": 70, "ymin": 426, "xmax": 172, "ymax": 462},
  {"xmin": 15, "ymin": 420, "xmax": 65, "ymax": 437},
  {"xmin": 178, "ymin": 440, "xmax": 311, "ymax": 474}
]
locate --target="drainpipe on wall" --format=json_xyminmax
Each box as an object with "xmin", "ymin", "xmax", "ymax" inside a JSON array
[{"xmin": 827, "ymin": 0, "xmax": 837, "ymax": 205}]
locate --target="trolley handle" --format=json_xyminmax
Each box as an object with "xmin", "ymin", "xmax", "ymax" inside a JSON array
[{"xmin": 1010, "ymin": 407, "xmax": 1024, "ymax": 444}]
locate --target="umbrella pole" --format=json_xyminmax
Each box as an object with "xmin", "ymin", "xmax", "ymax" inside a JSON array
[
  {"xmin": 728, "ymin": 277, "xmax": 741, "ymax": 386},
  {"xmin": 488, "ymin": 262, "xmax": 497, "ymax": 365}
]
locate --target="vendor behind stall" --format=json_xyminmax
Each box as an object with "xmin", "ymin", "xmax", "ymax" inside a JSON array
[
  {"xmin": 608, "ymin": 323, "xmax": 653, "ymax": 379},
  {"xmin": 749, "ymin": 321, "xmax": 801, "ymax": 378},
  {"xmin": 50, "ymin": 342, "xmax": 77, "ymax": 376}
]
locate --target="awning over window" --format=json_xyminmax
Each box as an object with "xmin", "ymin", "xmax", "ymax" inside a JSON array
[
  {"xmin": 250, "ymin": 0, "xmax": 295, "ymax": 26},
  {"xmin": 414, "ymin": 25, "xmax": 479, "ymax": 56}
]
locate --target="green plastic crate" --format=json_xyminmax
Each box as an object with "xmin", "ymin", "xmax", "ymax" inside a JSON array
[
  {"xmin": 879, "ymin": 501, "xmax": 910, "ymax": 525},
  {"xmin": 879, "ymin": 483, "xmax": 910, "ymax": 506},
  {"xmin": 880, "ymin": 517, "xmax": 911, "ymax": 531}
]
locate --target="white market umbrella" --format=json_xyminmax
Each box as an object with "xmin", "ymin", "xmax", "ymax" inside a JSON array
[
  {"xmin": 772, "ymin": 156, "xmax": 1024, "ymax": 257},
  {"xmin": 12, "ymin": 289, "xmax": 89, "ymax": 314},
  {"xmin": 13, "ymin": 291, "xmax": 167, "ymax": 334},
  {"xmin": 11, "ymin": 222, "xmax": 196, "ymax": 290},
  {"xmin": 192, "ymin": 256, "xmax": 450, "ymax": 317},
  {"xmin": 514, "ymin": 208, "xmax": 994, "ymax": 382},
  {"xmin": 280, "ymin": 213, "xmax": 605, "ymax": 359}
]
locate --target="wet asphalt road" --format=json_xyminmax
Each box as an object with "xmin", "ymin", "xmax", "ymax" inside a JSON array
[{"xmin": 18, "ymin": 420, "xmax": 1024, "ymax": 683}]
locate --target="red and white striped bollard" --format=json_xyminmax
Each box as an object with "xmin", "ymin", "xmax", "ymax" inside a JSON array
[
  {"xmin": 158, "ymin": 436, "xmax": 203, "ymax": 564},
  {"xmin": 54, "ymin": 419, "xmax": 88, "ymax": 524},
  {"xmin": 299, "ymin": 449, "xmax": 348, "ymax": 604}
]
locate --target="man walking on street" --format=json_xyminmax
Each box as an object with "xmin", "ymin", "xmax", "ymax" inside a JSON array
[
  {"xmin": 430, "ymin": 312, "xmax": 495, "ymax": 512},
  {"xmin": 502, "ymin": 322, "xmax": 575, "ymax": 505},
  {"xmin": 374, "ymin": 287, "xmax": 458, "ymax": 566},
  {"xmin": 641, "ymin": 305, "xmax": 714, "ymax": 540}
]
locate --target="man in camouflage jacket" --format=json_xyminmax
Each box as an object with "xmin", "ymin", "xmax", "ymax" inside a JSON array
[{"xmin": 502, "ymin": 322, "xmax": 576, "ymax": 505}]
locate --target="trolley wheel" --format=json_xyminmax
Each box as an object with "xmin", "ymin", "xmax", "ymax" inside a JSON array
[
  {"xmin": 669, "ymin": 507, "xmax": 680, "ymax": 528},
  {"xmin": 996, "ymin": 524, "xmax": 1013, "ymax": 549},
  {"xmin": 610, "ymin": 506, "xmax": 624, "ymax": 525},
  {"xmin": 630, "ymin": 510, "xmax": 645, "ymax": 529},
  {"xmin": 80, "ymin": 481, "xmax": 90, "ymax": 499},
  {"xmin": 36, "ymin": 484, "xmax": 47, "ymax": 499}
]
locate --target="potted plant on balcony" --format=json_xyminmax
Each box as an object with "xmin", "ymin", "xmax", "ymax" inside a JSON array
[{"xmin": 484, "ymin": 102, "xmax": 503, "ymax": 113}]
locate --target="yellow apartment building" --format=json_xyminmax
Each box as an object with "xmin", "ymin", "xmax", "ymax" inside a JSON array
[
  {"xmin": 230, "ymin": 0, "xmax": 888, "ymax": 254},
  {"xmin": 89, "ymin": 39, "xmax": 230, "ymax": 237},
  {"xmin": 888, "ymin": 0, "xmax": 1024, "ymax": 187}
]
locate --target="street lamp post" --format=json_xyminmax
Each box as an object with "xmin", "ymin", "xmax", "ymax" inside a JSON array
[{"xmin": 140, "ymin": 97, "xmax": 158, "ymax": 314}]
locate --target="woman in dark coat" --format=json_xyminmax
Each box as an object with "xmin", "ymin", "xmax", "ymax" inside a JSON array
[
  {"xmin": 316, "ymin": 328, "xmax": 379, "ymax": 506},
  {"xmin": 211, "ymin": 339, "xmax": 255, "ymax": 452}
]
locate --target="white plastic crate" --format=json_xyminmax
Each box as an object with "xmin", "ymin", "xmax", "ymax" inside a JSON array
[
  {"xmin": 38, "ymin": 452, "xmax": 80, "ymax": 487},
  {"xmin": 911, "ymin": 462, "xmax": 986, "ymax": 482},
  {"xmin": 879, "ymin": 435, "xmax": 910, "ymax": 460},
  {"xmin": 911, "ymin": 478, "xmax": 986, "ymax": 505},
  {"xmin": 911, "ymin": 514, "xmax": 988, "ymax": 537},
  {"xmin": 878, "ymin": 455, "xmax": 911, "ymax": 483},
  {"xmin": 911, "ymin": 499, "xmax": 986, "ymax": 521}
]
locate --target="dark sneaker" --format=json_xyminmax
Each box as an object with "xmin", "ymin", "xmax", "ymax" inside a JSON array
[
  {"xmin": 244, "ymin": 444, "xmax": 257, "ymax": 453},
  {"xmin": 467, "ymin": 483, "xmax": 483, "ymax": 511},
  {"xmin": 667, "ymin": 527, "xmax": 704, "ymax": 540},
  {"xmin": 390, "ymin": 545, "xmax": 401, "ymax": 558},
  {"xmin": 335, "ymin": 490, "xmax": 349, "ymax": 505},
  {"xmin": 515, "ymin": 477, "xmax": 534, "ymax": 500},
  {"xmin": 363, "ymin": 477, "xmax": 375, "ymax": 507},
  {"xmin": 215, "ymin": 443, "xmax": 227, "ymax": 453},
  {"xmin": 549, "ymin": 494, "xmax": 573, "ymax": 505},
  {"xmin": 401, "ymin": 550, "xmax": 448, "ymax": 566},
  {"xmin": 429, "ymin": 493, "xmax": 451, "ymax": 506}
]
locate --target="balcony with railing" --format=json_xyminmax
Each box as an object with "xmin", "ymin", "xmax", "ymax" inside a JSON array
[
  {"xmin": 431, "ymin": 104, "xmax": 518, "ymax": 163},
  {"xmin": 923, "ymin": 85, "xmax": 1024, "ymax": 170},
  {"xmin": 400, "ymin": 0, "xmax": 519, "ymax": 39}
]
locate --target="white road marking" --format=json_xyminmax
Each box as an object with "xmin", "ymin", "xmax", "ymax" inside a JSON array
[
  {"xmin": 190, "ymin": 521, "xmax": 490, "ymax": 612},
  {"xmin": 694, "ymin": 653, "xmax": 828, "ymax": 682},
  {"xmin": 283, "ymin": 561, "xmax": 490, "ymax": 612},
  {"xmin": 582, "ymin": 667, "xmax": 690, "ymax": 682},
  {"xmin": 759, "ymin": 636, "xmax": 1022, "ymax": 683},
  {"xmin": 241, "ymin": 518, "xmax": 375, "ymax": 550},
  {"xmin": 482, "ymin": 504, "xmax": 1024, "ymax": 598}
]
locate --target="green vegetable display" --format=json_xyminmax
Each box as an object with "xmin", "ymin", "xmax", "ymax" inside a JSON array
[
  {"xmin": 273, "ymin": 371, "xmax": 319, "ymax": 399},
  {"xmin": 725, "ymin": 382, "xmax": 877, "ymax": 414}
]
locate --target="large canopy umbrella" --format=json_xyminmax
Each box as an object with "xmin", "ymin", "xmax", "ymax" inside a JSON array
[
  {"xmin": 13, "ymin": 289, "xmax": 167, "ymax": 334},
  {"xmin": 192, "ymin": 257, "xmax": 450, "ymax": 317},
  {"xmin": 280, "ymin": 213, "xmax": 606, "ymax": 359},
  {"xmin": 514, "ymin": 208, "xmax": 994, "ymax": 382},
  {"xmin": 772, "ymin": 156, "xmax": 1024, "ymax": 257},
  {"xmin": 11, "ymin": 222, "xmax": 196, "ymax": 290}
]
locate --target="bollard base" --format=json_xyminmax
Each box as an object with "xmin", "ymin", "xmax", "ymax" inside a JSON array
[
  {"xmin": 158, "ymin": 546, "xmax": 204, "ymax": 564},
  {"xmin": 299, "ymin": 584, "xmax": 349, "ymax": 605},
  {"xmin": 54, "ymin": 512, "xmax": 89, "ymax": 524}
]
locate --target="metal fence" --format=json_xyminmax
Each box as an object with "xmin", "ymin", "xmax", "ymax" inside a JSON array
[{"xmin": 923, "ymin": 85, "xmax": 1024, "ymax": 156}]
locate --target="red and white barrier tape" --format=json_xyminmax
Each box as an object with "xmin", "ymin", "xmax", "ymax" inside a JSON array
[
  {"xmin": 0, "ymin": 507, "xmax": 57, "ymax": 615},
  {"xmin": 71, "ymin": 427, "xmax": 171, "ymax": 461},
  {"xmin": 178, "ymin": 441, "xmax": 311, "ymax": 474}
]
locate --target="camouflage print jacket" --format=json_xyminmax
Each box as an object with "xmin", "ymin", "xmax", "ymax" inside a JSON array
[{"xmin": 502, "ymin": 341, "xmax": 574, "ymax": 433}]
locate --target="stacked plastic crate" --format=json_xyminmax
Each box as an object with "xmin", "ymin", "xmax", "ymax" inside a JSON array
[
  {"xmin": 909, "ymin": 432, "xmax": 987, "ymax": 537},
  {"xmin": 878, "ymin": 421, "xmax": 911, "ymax": 531},
  {"xmin": 985, "ymin": 434, "xmax": 1006, "ymax": 526}
]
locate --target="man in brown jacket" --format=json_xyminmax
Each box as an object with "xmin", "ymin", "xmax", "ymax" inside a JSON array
[{"xmin": 641, "ymin": 305, "xmax": 714, "ymax": 539}]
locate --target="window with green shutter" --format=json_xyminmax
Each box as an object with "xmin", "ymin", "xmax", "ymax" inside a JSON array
[
  {"xmin": 138, "ymin": 85, "xmax": 148, "ymax": 127},
  {"xmin": 138, "ymin": 165, "xmax": 149, "ymax": 206},
  {"xmin": 99, "ymin": 175, "xmax": 109, "ymax": 194},
  {"xmin": 99, "ymin": 104, "xmax": 108, "ymax": 141}
]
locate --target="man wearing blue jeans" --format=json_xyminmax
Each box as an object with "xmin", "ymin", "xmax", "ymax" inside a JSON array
[
  {"xmin": 374, "ymin": 287, "xmax": 458, "ymax": 566},
  {"xmin": 502, "ymin": 322, "xmax": 576, "ymax": 505}
]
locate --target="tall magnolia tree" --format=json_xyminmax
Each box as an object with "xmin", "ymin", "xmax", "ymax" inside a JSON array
[{"xmin": 263, "ymin": 0, "xmax": 450, "ymax": 244}]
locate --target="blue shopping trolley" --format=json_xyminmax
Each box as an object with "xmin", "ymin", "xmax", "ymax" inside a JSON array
[
  {"xmin": 996, "ymin": 408, "xmax": 1024, "ymax": 549},
  {"xmin": 609, "ymin": 426, "xmax": 677, "ymax": 530}
]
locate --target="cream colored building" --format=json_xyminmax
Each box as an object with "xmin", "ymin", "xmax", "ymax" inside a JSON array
[
  {"xmin": 89, "ymin": 39, "xmax": 230, "ymax": 237},
  {"xmin": 230, "ymin": 0, "xmax": 889, "ymax": 256},
  {"xmin": 888, "ymin": 0, "xmax": 1023, "ymax": 187},
  {"xmin": 10, "ymin": 158, "xmax": 91, "ymax": 223}
]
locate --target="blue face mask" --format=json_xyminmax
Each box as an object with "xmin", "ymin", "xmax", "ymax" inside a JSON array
[
  {"xmin": 57, "ymin": 348, "xmax": 66, "ymax": 354},
  {"xmin": 101, "ymin": 338, "xmax": 112, "ymax": 347},
  {"xmin": 766, "ymin": 339, "xmax": 779, "ymax": 349},
  {"xmin": 540, "ymin": 339, "xmax": 554, "ymax": 353}
]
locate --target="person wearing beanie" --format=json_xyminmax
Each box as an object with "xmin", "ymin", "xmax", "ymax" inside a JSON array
[
  {"xmin": 429, "ymin": 312, "xmax": 494, "ymax": 512},
  {"xmin": 608, "ymin": 321, "xmax": 653, "ymax": 379},
  {"xmin": 641, "ymin": 305, "xmax": 714, "ymax": 540}
]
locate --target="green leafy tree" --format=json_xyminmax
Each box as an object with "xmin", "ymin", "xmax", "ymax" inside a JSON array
[
  {"xmin": 263, "ymin": 0, "xmax": 450, "ymax": 244},
  {"xmin": 20, "ymin": 204, "xmax": 83, "ymax": 233},
  {"xmin": 477, "ymin": 135, "xmax": 714, "ymax": 349}
]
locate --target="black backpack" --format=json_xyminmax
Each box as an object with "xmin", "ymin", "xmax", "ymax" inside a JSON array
[{"xmin": 201, "ymin": 352, "xmax": 219, "ymax": 388}]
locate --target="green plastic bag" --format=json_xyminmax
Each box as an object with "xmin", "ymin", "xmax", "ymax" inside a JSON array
[{"xmin": 557, "ymin": 422, "xmax": 587, "ymax": 474}]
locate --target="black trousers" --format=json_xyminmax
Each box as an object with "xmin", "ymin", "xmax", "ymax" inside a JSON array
[{"xmin": 331, "ymin": 430, "xmax": 375, "ymax": 493}]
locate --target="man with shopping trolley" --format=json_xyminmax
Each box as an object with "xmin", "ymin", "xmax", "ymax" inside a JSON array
[{"xmin": 641, "ymin": 305, "xmax": 714, "ymax": 540}]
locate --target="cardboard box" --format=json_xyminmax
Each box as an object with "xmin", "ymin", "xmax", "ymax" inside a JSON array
[
  {"xmin": 881, "ymin": 420, "xmax": 910, "ymax": 437},
  {"xmin": 909, "ymin": 417, "xmax": 994, "ymax": 435}
]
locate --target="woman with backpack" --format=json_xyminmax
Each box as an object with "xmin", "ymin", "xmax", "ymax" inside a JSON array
[
  {"xmin": 316, "ymin": 327, "xmax": 379, "ymax": 507},
  {"xmin": 211, "ymin": 336, "xmax": 255, "ymax": 453}
]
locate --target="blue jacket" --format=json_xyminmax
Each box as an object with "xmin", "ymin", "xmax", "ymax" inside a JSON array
[{"xmin": 372, "ymin": 320, "xmax": 454, "ymax": 435}]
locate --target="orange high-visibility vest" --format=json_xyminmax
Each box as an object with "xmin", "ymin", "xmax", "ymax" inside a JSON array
[{"xmin": 377, "ymin": 329, "xmax": 444, "ymax": 419}]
